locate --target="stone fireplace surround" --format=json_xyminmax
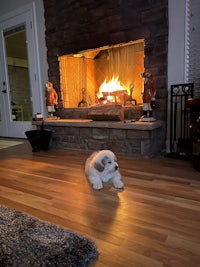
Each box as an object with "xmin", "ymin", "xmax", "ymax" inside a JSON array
[{"xmin": 42, "ymin": 0, "xmax": 168, "ymax": 156}]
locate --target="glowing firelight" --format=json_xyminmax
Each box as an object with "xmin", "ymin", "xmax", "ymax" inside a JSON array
[
  {"xmin": 96, "ymin": 76, "xmax": 128, "ymax": 104},
  {"xmin": 98, "ymin": 76, "xmax": 124, "ymax": 97}
]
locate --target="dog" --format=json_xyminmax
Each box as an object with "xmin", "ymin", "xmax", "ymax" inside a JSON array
[{"xmin": 85, "ymin": 150, "xmax": 124, "ymax": 190}]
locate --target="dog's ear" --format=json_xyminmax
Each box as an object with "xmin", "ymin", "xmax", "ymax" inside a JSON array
[
  {"xmin": 94, "ymin": 161, "xmax": 104, "ymax": 172},
  {"xmin": 101, "ymin": 156, "xmax": 109, "ymax": 165}
]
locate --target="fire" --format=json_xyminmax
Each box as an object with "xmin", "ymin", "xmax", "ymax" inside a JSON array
[
  {"xmin": 97, "ymin": 76, "xmax": 128, "ymax": 104},
  {"xmin": 99, "ymin": 76, "xmax": 124, "ymax": 94}
]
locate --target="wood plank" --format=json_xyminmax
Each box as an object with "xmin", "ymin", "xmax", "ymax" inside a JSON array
[{"xmin": 0, "ymin": 139, "xmax": 200, "ymax": 267}]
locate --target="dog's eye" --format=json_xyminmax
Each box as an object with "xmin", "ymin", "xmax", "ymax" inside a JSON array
[{"xmin": 108, "ymin": 161, "xmax": 112, "ymax": 164}]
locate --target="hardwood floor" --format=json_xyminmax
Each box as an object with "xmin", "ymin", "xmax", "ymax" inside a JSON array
[{"xmin": 0, "ymin": 138, "xmax": 200, "ymax": 267}]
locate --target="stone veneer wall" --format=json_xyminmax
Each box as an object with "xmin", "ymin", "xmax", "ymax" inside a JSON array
[
  {"xmin": 37, "ymin": 120, "xmax": 163, "ymax": 158},
  {"xmin": 43, "ymin": 0, "xmax": 168, "ymax": 150}
]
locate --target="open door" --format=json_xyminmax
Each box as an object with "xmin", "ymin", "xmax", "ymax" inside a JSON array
[{"xmin": 0, "ymin": 5, "xmax": 42, "ymax": 138}]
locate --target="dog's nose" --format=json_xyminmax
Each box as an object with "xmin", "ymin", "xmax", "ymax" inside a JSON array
[{"xmin": 115, "ymin": 165, "xmax": 118, "ymax": 170}]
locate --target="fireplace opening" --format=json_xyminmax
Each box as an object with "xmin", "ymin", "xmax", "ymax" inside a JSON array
[{"xmin": 59, "ymin": 39, "xmax": 145, "ymax": 109}]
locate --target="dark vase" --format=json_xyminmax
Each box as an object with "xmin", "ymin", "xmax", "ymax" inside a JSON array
[{"xmin": 25, "ymin": 123, "xmax": 52, "ymax": 152}]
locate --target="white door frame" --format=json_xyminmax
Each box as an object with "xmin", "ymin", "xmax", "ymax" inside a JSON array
[{"xmin": 0, "ymin": 3, "xmax": 44, "ymax": 138}]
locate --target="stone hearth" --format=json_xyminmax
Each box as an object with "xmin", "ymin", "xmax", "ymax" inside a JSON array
[{"xmin": 33, "ymin": 119, "xmax": 163, "ymax": 158}]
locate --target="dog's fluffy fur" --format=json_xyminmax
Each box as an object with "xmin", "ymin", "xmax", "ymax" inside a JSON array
[{"xmin": 85, "ymin": 150, "xmax": 124, "ymax": 190}]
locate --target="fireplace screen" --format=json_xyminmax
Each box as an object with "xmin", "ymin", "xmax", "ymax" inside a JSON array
[{"xmin": 59, "ymin": 39, "xmax": 144, "ymax": 108}]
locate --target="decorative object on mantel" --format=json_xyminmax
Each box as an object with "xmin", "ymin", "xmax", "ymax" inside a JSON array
[
  {"xmin": 0, "ymin": 205, "xmax": 98, "ymax": 267},
  {"xmin": 34, "ymin": 112, "xmax": 43, "ymax": 121},
  {"xmin": 45, "ymin": 82, "xmax": 58, "ymax": 118},
  {"xmin": 139, "ymin": 72, "xmax": 156, "ymax": 122}
]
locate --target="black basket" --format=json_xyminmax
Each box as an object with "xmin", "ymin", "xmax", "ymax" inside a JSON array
[{"xmin": 25, "ymin": 123, "xmax": 52, "ymax": 152}]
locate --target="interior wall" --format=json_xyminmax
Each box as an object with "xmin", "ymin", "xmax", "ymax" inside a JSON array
[
  {"xmin": 167, "ymin": 0, "xmax": 187, "ymax": 152},
  {"xmin": 168, "ymin": 0, "xmax": 187, "ymax": 86}
]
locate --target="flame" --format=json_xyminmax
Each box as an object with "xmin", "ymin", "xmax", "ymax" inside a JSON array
[
  {"xmin": 98, "ymin": 76, "xmax": 124, "ymax": 97},
  {"xmin": 97, "ymin": 76, "xmax": 128, "ymax": 104}
]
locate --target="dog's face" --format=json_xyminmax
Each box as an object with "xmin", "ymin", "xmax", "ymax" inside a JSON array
[
  {"xmin": 94, "ymin": 153, "xmax": 119, "ymax": 174},
  {"xmin": 85, "ymin": 150, "xmax": 123, "ymax": 189}
]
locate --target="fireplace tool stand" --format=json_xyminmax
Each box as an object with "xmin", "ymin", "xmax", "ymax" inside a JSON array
[
  {"xmin": 187, "ymin": 98, "xmax": 200, "ymax": 171},
  {"xmin": 125, "ymin": 83, "xmax": 137, "ymax": 106},
  {"xmin": 165, "ymin": 83, "xmax": 193, "ymax": 160},
  {"xmin": 78, "ymin": 88, "xmax": 88, "ymax": 107}
]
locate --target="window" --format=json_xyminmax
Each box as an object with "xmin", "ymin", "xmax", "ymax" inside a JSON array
[{"xmin": 186, "ymin": 0, "xmax": 200, "ymax": 98}]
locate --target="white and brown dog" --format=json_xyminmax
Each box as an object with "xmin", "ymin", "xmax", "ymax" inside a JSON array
[{"xmin": 85, "ymin": 150, "xmax": 124, "ymax": 190}]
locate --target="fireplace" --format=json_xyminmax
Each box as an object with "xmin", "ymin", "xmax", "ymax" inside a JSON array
[
  {"xmin": 58, "ymin": 39, "xmax": 145, "ymax": 121},
  {"xmin": 43, "ymin": 0, "xmax": 168, "ymax": 155},
  {"xmin": 59, "ymin": 39, "xmax": 144, "ymax": 109}
]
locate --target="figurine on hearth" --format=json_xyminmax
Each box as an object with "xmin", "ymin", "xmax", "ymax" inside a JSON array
[
  {"xmin": 45, "ymin": 82, "xmax": 58, "ymax": 117},
  {"xmin": 140, "ymin": 72, "xmax": 156, "ymax": 122}
]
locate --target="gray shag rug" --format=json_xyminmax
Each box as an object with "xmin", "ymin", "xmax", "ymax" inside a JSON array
[{"xmin": 0, "ymin": 206, "xmax": 98, "ymax": 267}]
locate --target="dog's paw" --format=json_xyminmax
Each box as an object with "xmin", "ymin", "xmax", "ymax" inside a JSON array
[
  {"xmin": 92, "ymin": 181, "xmax": 103, "ymax": 190},
  {"xmin": 113, "ymin": 180, "xmax": 124, "ymax": 190}
]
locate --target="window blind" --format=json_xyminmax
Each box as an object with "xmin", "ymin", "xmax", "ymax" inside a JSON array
[{"xmin": 186, "ymin": 0, "xmax": 200, "ymax": 98}]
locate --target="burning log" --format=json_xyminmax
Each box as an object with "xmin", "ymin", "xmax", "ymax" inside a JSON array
[{"xmin": 102, "ymin": 90, "xmax": 128, "ymax": 105}]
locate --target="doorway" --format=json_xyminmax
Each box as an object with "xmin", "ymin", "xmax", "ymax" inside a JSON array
[{"xmin": 0, "ymin": 5, "xmax": 42, "ymax": 138}]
